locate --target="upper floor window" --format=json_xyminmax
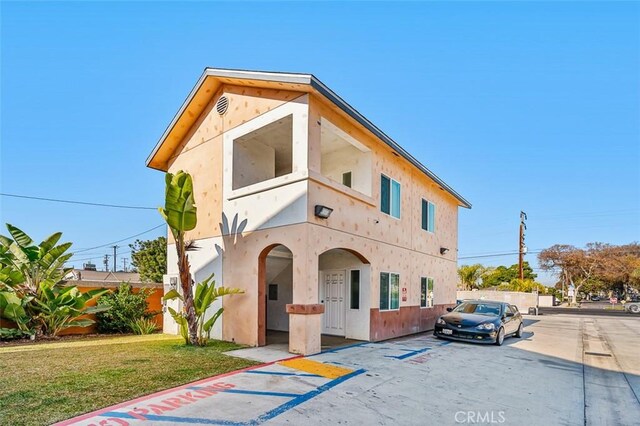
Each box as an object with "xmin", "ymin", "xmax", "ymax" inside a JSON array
[
  {"xmin": 320, "ymin": 119, "xmax": 372, "ymax": 196},
  {"xmin": 421, "ymin": 199, "xmax": 435, "ymax": 232},
  {"xmin": 232, "ymin": 114, "xmax": 293, "ymax": 190},
  {"xmin": 381, "ymin": 175, "xmax": 401, "ymax": 219}
]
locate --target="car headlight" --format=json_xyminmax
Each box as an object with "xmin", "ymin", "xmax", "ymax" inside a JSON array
[
  {"xmin": 436, "ymin": 318, "xmax": 446, "ymax": 325},
  {"xmin": 476, "ymin": 323, "xmax": 495, "ymax": 330}
]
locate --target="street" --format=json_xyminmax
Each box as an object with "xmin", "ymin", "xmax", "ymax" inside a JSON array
[{"xmin": 61, "ymin": 314, "xmax": 640, "ymax": 426}]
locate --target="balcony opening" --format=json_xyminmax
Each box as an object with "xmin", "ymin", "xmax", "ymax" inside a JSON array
[
  {"xmin": 320, "ymin": 119, "xmax": 372, "ymax": 196},
  {"xmin": 233, "ymin": 114, "xmax": 293, "ymax": 190}
]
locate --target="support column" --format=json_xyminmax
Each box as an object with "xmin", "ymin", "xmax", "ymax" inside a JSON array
[{"xmin": 286, "ymin": 304, "xmax": 324, "ymax": 355}]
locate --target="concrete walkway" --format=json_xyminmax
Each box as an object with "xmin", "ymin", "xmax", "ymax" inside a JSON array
[{"xmin": 57, "ymin": 315, "xmax": 640, "ymax": 425}]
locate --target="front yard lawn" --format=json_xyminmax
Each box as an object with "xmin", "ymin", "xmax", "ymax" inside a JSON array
[{"xmin": 0, "ymin": 335, "xmax": 258, "ymax": 426}]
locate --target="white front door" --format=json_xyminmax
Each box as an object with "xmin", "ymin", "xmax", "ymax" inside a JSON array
[{"xmin": 321, "ymin": 270, "xmax": 346, "ymax": 336}]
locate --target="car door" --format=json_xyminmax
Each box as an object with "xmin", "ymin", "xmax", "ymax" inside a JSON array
[
  {"xmin": 506, "ymin": 305, "xmax": 519, "ymax": 333},
  {"xmin": 502, "ymin": 304, "xmax": 515, "ymax": 334}
]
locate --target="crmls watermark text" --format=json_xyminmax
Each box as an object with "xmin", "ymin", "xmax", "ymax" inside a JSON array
[{"xmin": 455, "ymin": 411, "xmax": 506, "ymax": 424}]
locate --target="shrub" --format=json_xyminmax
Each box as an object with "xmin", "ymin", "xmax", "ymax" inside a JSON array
[
  {"xmin": 96, "ymin": 284, "xmax": 154, "ymax": 333},
  {"xmin": 0, "ymin": 328, "xmax": 32, "ymax": 340},
  {"xmin": 129, "ymin": 317, "xmax": 158, "ymax": 335}
]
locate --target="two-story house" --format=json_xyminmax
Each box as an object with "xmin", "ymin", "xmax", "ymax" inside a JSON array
[{"xmin": 147, "ymin": 68, "xmax": 471, "ymax": 355}]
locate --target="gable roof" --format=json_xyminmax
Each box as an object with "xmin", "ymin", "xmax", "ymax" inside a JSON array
[{"xmin": 146, "ymin": 68, "xmax": 471, "ymax": 209}]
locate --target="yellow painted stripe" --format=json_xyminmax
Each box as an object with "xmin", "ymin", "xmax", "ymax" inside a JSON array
[{"xmin": 278, "ymin": 358, "xmax": 353, "ymax": 379}]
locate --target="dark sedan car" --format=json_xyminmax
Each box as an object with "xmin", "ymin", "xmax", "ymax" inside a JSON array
[{"xmin": 434, "ymin": 300, "xmax": 523, "ymax": 346}]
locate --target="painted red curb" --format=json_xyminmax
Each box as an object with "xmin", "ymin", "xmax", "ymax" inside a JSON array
[{"xmin": 54, "ymin": 353, "xmax": 303, "ymax": 425}]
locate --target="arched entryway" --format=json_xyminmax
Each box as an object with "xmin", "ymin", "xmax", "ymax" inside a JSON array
[
  {"xmin": 258, "ymin": 244, "xmax": 293, "ymax": 347},
  {"xmin": 318, "ymin": 248, "xmax": 371, "ymax": 343}
]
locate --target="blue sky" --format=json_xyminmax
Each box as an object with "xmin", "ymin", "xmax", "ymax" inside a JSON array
[{"xmin": 1, "ymin": 1, "xmax": 639, "ymax": 283}]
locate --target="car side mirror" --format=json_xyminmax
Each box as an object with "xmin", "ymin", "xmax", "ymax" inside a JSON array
[
  {"xmin": 506, "ymin": 312, "xmax": 514, "ymax": 317},
  {"xmin": 446, "ymin": 307, "xmax": 453, "ymax": 312}
]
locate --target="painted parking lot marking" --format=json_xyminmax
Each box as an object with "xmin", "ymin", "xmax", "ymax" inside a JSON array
[
  {"xmin": 243, "ymin": 370, "xmax": 321, "ymax": 377},
  {"xmin": 57, "ymin": 354, "xmax": 364, "ymax": 426},
  {"xmin": 383, "ymin": 347, "xmax": 431, "ymax": 360},
  {"xmin": 278, "ymin": 358, "xmax": 354, "ymax": 379}
]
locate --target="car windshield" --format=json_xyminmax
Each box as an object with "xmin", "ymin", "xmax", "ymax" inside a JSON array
[{"xmin": 453, "ymin": 302, "xmax": 502, "ymax": 316}]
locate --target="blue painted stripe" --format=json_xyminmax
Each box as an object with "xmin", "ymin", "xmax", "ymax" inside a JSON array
[
  {"xmin": 252, "ymin": 368, "xmax": 367, "ymax": 424},
  {"xmin": 188, "ymin": 386, "xmax": 300, "ymax": 398},
  {"xmin": 102, "ymin": 411, "xmax": 246, "ymax": 425},
  {"xmin": 383, "ymin": 347, "xmax": 430, "ymax": 360},
  {"xmin": 244, "ymin": 370, "xmax": 321, "ymax": 378},
  {"xmin": 310, "ymin": 342, "xmax": 368, "ymax": 356},
  {"xmin": 220, "ymin": 389, "xmax": 300, "ymax": 398}
]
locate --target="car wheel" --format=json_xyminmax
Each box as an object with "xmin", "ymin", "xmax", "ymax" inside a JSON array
[
  {"xmin": 515, "ymin": 322, "xmax": 523, "ymax": 338},
  {"xmin": 495, "ymin": 327, "xmax": 505, "ymax": 346},
  {"xmin": 630, "ymin": 304, "xmax": 640, "ymax": 314}
]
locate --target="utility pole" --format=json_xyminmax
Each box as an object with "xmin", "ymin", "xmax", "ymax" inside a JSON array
[
  {"xmin": 111, "ymin": 245, "xmax": 119, "ymax": 272},
  {"xmin": 122, "ymin": 258, "xmax": 128, "ymax": 272},
  {"xmin": 103, "ymin": 254, "xmax": 110, "ymax": 272},
  {"xmin": 519, "ymin": 211, "xmax": 528, "ymax": 279}
]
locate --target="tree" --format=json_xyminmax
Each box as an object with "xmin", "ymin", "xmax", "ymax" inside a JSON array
[
  {"xmin": 539, "ymin": 243, "xmax": 604, "ymax": 305},
  {"xmin": 481, "ymin": 262, "xmax": 536, "ymax": 288},
  {"xmin": 130, "ymin": 237, "xmax": 167, "ymax": 283},
  {"xmin": 596, "ymin": 243, "xmax": 640, "ymax": 298},
  {"xmin": 457, "ymin": 264, "xmax": 487, "ymax": 290},
  {"xmin": 159, "ymin": 171, "xmax": 243, "ymax": 346}
]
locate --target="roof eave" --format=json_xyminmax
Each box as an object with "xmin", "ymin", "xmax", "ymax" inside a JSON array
[{"xmin": 146, "ymin": 68, "xmax": 471, "ymax": 209}]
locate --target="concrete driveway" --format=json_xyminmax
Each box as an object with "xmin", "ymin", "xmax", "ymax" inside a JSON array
[{"xmin": 59, "ymin": 314, "xmax": 640, "ymax": 426}]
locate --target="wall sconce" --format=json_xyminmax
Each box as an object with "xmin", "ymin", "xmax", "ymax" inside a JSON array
[
  {"xmin": 169, "ymin": 276, "xmax": 178, "ymax": 289},
  {"xmin": 440, "ymin": 247, "xmax": 450, "ymax": 255},
  {"xmin": 314, "ymin": 205, "xmax": 334, "ymax": 219}
]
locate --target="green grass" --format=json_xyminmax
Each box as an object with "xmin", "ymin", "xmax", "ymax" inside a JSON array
[{"xmin": 0, "ymin": 335, "xmax": 258, "ymax": 426}]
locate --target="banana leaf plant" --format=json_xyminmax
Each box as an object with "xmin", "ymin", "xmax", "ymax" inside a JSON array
[
  {"xmin": 158, "ymin": 171, "xmax": 200, "ymax": 345},
  {"xmin": 164, "ymin": 273, "xmax": 243, "ymax": 346},
  {"xmin": 0, "ymin": 289, "xmax": 32, "ymax": 333},
  {"xmin": 159, "ymin": 170, "xmax": 245, "ymax": 345},
  {"xmin": 0, "ymin": 224, "xmax": 73, "ymax": 296},
  {"xmin": 31, "ymin": 283, "xmax": 110, "ymax": 337}
]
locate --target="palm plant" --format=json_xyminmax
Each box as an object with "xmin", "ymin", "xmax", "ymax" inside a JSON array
[
  {"xmin": 0, "ymin": 224, "xmax": 110, "ymax": 337},
  {"xmin": 159, "ymin": 171, "xmax": 243, "ymax": 346},
  {"xmin": 31, "ymin": 285, "xmax": 110, "ymax": 337},
  {"xmin": 457, "ymin": 264, "xmax": 487, "ymax": 290},
  {"xmin": 0, "ymin": 224, "xmax": 73, "ymax": 296},
  {"xmin": 164, "ymin": 273, "xmax": 243, "ymax": 346}
]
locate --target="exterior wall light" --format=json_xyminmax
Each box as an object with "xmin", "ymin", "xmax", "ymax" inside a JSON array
[
  {"xmin": 169, "ymin": 276, "xmax": 178, "ymax": 289},
  {"xmin": 440, "ymin": 247, "xmax": 450, "ymax": 255},
  {"xmin": 314, "ymin": 205, "xmax": 333, "ymax": 219}
]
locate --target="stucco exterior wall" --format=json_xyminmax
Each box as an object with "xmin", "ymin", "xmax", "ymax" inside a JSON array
[
  {"xmin": 159, "ymin": 83, "xmax": 463, "ymax": 353},
  {"xmin": 166, "ymin": 85, "xmax": 305, "ymax": 242}
]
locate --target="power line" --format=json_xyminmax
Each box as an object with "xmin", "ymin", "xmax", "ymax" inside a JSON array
[
  {"xmin": 459, "ymin": 250, "xmax": 543, "ymax": 260},
  {"xmin": 1, "ymin": 192, "xmax": 157, "ymax": 210},
  {"xmin": 71, "ymin": 224, "xmax": 165, "ymax": 254},
  {"xmin": 71, "ymin": 250, "xmax": 132, "ymax": 264}
]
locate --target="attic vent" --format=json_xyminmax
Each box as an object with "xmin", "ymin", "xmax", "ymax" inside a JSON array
[{"xmin": 216, "ymin": 96, "xmax": 229, "ymax": 115}]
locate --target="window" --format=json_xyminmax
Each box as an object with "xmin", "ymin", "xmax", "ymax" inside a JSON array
[
  {"xmin": 421, "ymin": 277, "xmax": 434, "ymax": 308},
  {"xmin": 381, "ymin": 175, "xmax": 401, "ymax": 219},
  {"xmin": 421, "ymin": 199, "xmax": 435, "ymax": 232},
  {"xmin": 232, "ymin": 114, "xmax": 293, "ymax": 190},
  {"xmin": 320, "ymin": 118, "xmax": 372, "ymax": 196},
  {"xmin": 342, "ymin": 172, "xmax": 352, "ymax": 188},
  {"xmin": 268, "ymin": 284, "xmax": 278, "ymax": 301},
  {"xmin": 350, "ymin": 270, "xmax": 360, "ymax": 309},
  {"xmin": 380, "ymin": 272, "xmax": 400, "ymax": 310}
]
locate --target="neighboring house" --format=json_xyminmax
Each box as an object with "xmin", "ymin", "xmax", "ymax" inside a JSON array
[
  {"xmin": 65, "ymin": 269, "xmax": 150, "ymax": 288},
  {"xmin": 147, "ymin": 68, "xmax": 471, "ymax": 355}
]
